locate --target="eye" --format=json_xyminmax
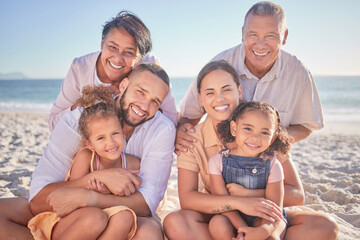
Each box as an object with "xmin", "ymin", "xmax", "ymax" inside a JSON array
[
  {"xmin": 123, "ymin": 51, "xmax": 136, "ymax": 58},
  {"xmin": 108, "ymin": 44, "xmax": 117, "ymax": 51},
  {"xmin": 152, "ymin": 99, "xmax": 160, "ymax": 107},
  {"xmin": 205, "ymin": 92, "xmax": 214, "ymax": 96},
  {"xmin": 265, "ymin": 34, "xmax": 277, "ymax": 40},
  {"xmin": 261, "ymin": 131, "xmax": 270, "ymax": 136},
  {"xmin": 137, "ymin": 90, "xmax": 144, "ymax": 95},
  {"xmin": 243, "ymin": 127, "xmax": 251, "ymax": 132},
  {"xmin": 97, "ymin": 136, "xmax": 104, "ymax": 141}
]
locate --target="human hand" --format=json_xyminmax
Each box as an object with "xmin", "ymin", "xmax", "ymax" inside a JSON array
[
  {"xmin": 235, "ymin": 197, "xmax": 283, "ymax": 223},
  {"xmin": 232, "ymin": 232, "xmax": 245, "ymax": 240},
  {"xmin": 87, "ymin": 178, "xmax": 111, "ymax": 194},
  {"xmin": 47, "ymin": 188, "xmax": 91, "ymax": 217},
  {"xmin": 275, "ymin": 151, "xmax": 291, "ymax": 164},
  {"xmin": 227, "ymin": 183, "xmax": 248, "ymax": 196},
  {"xmin": 96, "ymin": 168, "xmax": 142, "ymax": 196},
  {"xmin": 236, "ymin": 226, "xmax": 268, "ymax": 240},
  {"xmin": 174, "ymin": 123, "xmax": 197, "ymax": 156}
]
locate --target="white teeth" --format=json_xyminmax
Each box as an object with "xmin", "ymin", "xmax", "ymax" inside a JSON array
[
  {"xmin": 107, "ymin": 147, "xmax": 118, "ymax": 153},
  {"xmin": 132, "ymin": 106, "xmax": 144, "ymax": 117},
  {"xmin": 253, "ymin": 50, "xmax": 268, "ymax": 57},
  {"xmin": 214, "ymin": 105, "xmax": 229, "ymax": 111},
  {"xmin": 109, "ymin": 61, "xmax": 123, "ymax": 69},
  {"xmin": 246, "ymin": 143, "xmax": 259, "ymax": 148}
]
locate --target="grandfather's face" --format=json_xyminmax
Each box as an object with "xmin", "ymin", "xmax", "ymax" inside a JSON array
[
  {"xmin": 118, "ymin": 70, "xmax": 168, "ymax": 127},
  {"xmin": 242, "ymin": 14, "xmax": 287, "ymax": 79}
]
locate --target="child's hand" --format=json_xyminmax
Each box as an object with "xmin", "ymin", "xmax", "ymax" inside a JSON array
[
  {"xmin": 236, "ymin": 226, "xmax": 268, "ymax": 240},
  {"xmin": 87, "ymin": 178, "xmax": 111, "ymax": 194},
  {"xmin": 227, "ymin": 183, "xmax": 248, "ymax": 196},
  {"xmin": 232, "ymin": 232, "xmax": 245, "ymax": 240}
]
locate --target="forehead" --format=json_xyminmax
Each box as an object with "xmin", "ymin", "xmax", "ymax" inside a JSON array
[
  {"xmin": 87, "ymin": 116, "xmax": 121, "ymax": 134},
  {"xmin": 129, "ymin": 70, "xmax": 169, "ymax": 99},
  {"xmin": 244, "ymin": 14, "xmax": 281, "ymax": 33},
  {"xmin": 103, "ymin": 28, "xmax": 137, "ymax": 47},
  {"xmin": 239, "ymin": 109, "xmax": 276, "ymax": 125},
  {"xmin": 200, "ymin": 69, "xmax": 237, "ymax": 90}
]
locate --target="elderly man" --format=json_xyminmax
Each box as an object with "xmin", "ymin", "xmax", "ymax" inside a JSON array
[
  {"xmin": 171, "ymin": 1, "xmax": 337, "ymax": 239},
  {"xmin": 0, "ymin": 63, "xmax": 175, "ymax": 239}
]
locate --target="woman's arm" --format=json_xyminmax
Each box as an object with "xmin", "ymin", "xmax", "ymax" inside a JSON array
[
  {"xmin": 178, "ymin": 168, "xmax": 283, "ymax": 223},
  {"xmin": 210, "ymin": 174, "xmax": 247, "ymax": 229}
]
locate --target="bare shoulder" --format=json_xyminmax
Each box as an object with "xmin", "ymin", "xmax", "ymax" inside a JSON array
[{"xmin": 125, "ymin": 154, "xmax": 141, "ymax": 171}]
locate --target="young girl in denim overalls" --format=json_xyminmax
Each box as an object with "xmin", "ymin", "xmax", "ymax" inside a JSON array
[{"xmin": 208, "ymin": 101, "xmax": 292, "ymax": 240}]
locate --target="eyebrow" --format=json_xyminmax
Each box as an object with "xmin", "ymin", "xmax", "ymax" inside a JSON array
[
  {"xmin": 204, "ymin": 84, "xmax": 233, "ymax": 91},
  {"xmin": 241, "ymin": 123, "xmax": 271, "ymax": 131}
]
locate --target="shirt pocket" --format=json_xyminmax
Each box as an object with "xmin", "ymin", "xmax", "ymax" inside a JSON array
[{"xmin": 222, "ymin": 164, "xmax": 267, "ymax": 189}]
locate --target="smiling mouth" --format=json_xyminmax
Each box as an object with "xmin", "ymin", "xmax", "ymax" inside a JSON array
[
  {"xmin": 131, "ymin": 105, "xmax": 145, "ymax": 118},
  {"xmin": 245, "ymin": 142, "xmax": 260, "ymax": 150},
  {"xmin": 252, "ymin": 50, "xmax": 269, "ymax": 57},
  {"xmin": 109, "ymin": 61, "xmax": 124, "ymax": 69},
  {"xmin": 107, "ymin": 146, "xmax": 119, "ymax": 153},
  {"xmin": 214, "ymin": 105, "xmax": 229, "ymax": 112}
]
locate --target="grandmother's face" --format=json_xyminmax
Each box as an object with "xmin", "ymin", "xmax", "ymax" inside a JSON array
[{"xmin": 97, "ymin": 28, "xmax": 140, "ymax": 85}]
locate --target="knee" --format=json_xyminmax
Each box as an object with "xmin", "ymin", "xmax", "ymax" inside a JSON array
[
  {"xmin": 314, "ymin": 214, "xmax": 338, "ymax": 240},
  {"xmin": 134, "ymin": 217, "xmax": 163, "ymax": 240},
  {"xmin": 110, "ymin": 210, "xmax": 134, "ymax": 227},
  {"xmin": 78, "ymin": 207, "xmax": 107, "ymax": 235},
  {"xmin": 209, "ymin": 215, "xmax": 234, "ymax": 238},
  {"xmin": 163, "ymin": 212, "xmax": 186, "ymax": 239}
]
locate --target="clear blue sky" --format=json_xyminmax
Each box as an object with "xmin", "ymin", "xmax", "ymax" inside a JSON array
[{"xmin": 1, "ymin": 0, "xmax": 359, "ymax": 78}]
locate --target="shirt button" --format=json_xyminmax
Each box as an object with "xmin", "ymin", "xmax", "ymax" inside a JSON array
[{"xmin": 252, "ymin": 168, "xmax": 257, "ymax": 174}]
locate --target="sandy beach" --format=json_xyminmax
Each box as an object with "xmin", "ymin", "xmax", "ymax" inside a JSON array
[{"xmin": 0, "ymin": 110, "xmax": 359, "ymax": 239}]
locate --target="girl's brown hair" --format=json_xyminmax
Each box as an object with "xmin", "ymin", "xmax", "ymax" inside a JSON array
[{"xmin": 78, "ymin": 85, "xmax": 120, "ymax": 140}]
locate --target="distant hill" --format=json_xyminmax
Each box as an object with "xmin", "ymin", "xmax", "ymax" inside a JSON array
[{"xmin": 0, "ymin": 72, "xmax": 28, "ymax": 80}]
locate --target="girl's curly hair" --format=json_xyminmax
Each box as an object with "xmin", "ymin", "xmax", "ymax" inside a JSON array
[
  {"xmin": 217, "ymin": 101, "xmax": 292, "ymax": 154},
  {"xmin": 77, "ymin": 85, "xmax": 120, "ymax": 140}
]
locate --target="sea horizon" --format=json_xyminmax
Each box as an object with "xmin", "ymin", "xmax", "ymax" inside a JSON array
[{"xmin": 1, "ymin": 76, "xmax": 359, "ymax": 123}]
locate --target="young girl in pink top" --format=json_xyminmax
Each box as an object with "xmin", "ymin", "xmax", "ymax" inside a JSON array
[
  {"xmin": 28, "ymin": 85, "xmax": 140, "ymax": 240},
  {"xmin": 209, "ymin": 101, "xmax": 291, "ymax": 240}
]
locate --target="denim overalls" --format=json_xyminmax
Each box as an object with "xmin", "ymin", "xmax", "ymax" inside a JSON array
[{"xmin": 221, "ymin": 149, "xmax": 284, "ymax": 226}]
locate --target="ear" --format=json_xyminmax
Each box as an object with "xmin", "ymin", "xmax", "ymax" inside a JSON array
[
  {"xmin": 84, "ymin": 139, "xmax": 94, "ymax": 151},
  {"xmin": 237, "ymin": 85, "xmax": 243, "ymax": 101},
  {"xmin": 230, "ymin": 120, "xmax": 237, "ymax": 137},
  {"xmin": 282, "ymin": 29, "xmax": 288, "ymax": 45},
  {"xmin": 119, "ymin": 78, "xmax": 129, "ymax": 94},
  {"xmin": 198, "ymin": 93, "xmax": 203, "ymax": 107},
  {"xmin": 270, "ymin": 131, "xmax": 278, "ymax": 144},
  {"xmin": 241, "ymin": 26, "xmax": 245, "ymax": 42}
]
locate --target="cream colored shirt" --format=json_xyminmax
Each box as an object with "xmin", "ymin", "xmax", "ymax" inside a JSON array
[
  {"xmin": 177, "ymin": 116, "xmax": 225, "ymax": 193},
  {"xmin": 179, "ymin": 44, "xmax": 324, "ymax": 130}
]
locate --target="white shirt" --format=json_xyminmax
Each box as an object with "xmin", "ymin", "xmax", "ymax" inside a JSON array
[
  {"xmin": 48, "ymin": 52, "xmax": 178, "ymax": 131},
  {"xmin": 180, "ymin": 44, "xmax": 324, "ymax": 130},
  {"xmin": 30, "ymin": 108, "xmax": 176, "ymax": 215}
]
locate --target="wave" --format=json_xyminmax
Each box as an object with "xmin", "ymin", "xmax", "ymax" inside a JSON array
[{"xmin": 0, "ymin": 102, "xmax": 52, "ymax": 111}]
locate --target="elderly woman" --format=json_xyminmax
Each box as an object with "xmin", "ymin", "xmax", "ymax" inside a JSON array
[{"xmin": 48, "ymin": 11, "xmax": 177, "ymax": 131}]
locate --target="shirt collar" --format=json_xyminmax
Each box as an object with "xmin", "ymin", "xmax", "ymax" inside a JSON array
[
  {"xmin": 202, "ymin": 116, "xmax": 224, "ymax": 149},
  {"xmin": 239, "ymin": 44, "xmax": 281, "ymax": 82}
]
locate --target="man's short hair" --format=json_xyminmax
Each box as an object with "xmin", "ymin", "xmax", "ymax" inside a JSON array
[{"xmin": 129, "ymin": 63, "xmax": 170, "ymax": 86}]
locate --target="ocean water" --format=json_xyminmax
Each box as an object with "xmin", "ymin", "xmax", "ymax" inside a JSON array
[{"xmin": 0, "ymin": 76, "xmax": 359, "ymax": 122}]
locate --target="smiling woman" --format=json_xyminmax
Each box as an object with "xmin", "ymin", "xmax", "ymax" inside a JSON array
[{"xmin": 47, "ymin": 11, "xmax": 178, "ymax": 132}]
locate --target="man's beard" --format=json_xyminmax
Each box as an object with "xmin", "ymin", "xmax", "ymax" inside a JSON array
[{"xmin": 118, "ymin": 89, "xmax": 152, "ymax": 127}]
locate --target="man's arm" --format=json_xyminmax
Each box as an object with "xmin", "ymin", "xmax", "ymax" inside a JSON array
[
  {"xmin": 287, "ymin": 124, "xmax": 312, "ymax": 143},
  {"xmin": 29, "ymin": 167, "xmax": 141, "ymax": 215}
]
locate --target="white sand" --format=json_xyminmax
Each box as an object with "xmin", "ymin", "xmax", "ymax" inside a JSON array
[{"xmin": 1, "ymin": 111, "xmax": 359, "ymax": 239}]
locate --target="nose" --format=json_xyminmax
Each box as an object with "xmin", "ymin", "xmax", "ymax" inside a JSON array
[
  {"xmin": 112, "ymin": 51, "xmax": 126, "ymax": 64},
  {"xmin": 216, "ymin": 93, "xmax": 225, "ymax": 102}
]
